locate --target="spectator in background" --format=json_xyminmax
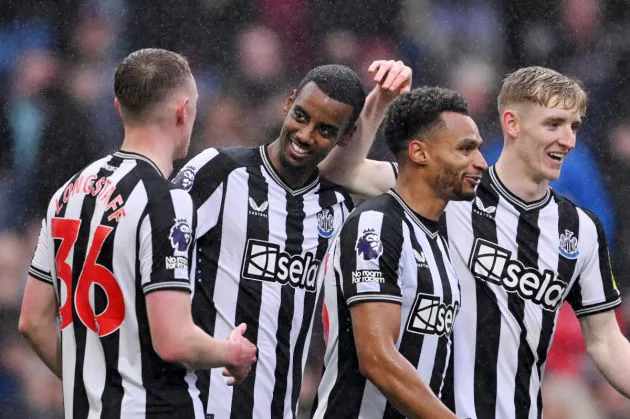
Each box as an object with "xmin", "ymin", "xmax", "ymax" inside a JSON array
[{"xmin": 0, "ymin": 49, "xmax": 58, "ymax": 230}]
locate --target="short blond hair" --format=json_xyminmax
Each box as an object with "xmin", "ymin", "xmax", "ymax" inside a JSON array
[{"xmin": 497, "ymin": 66, "xmax": 587, "ymax": 116}]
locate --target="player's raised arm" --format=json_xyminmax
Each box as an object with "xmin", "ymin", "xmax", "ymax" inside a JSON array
[{"xmin": 318, "ymin": 59, "xmax": 408, "ymax": 197}]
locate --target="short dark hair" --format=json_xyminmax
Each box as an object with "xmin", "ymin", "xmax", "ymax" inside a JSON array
[
  {"xmin": 296, "ymin": 64, "xmax": 366, "ymax": 132},
  {"xmin": 114, "ymin": 48, "xmax": 192, "ymax": 120},
  {"xmin": 384, "ymin": 86, "xmax": 469, "ymax": 157}
]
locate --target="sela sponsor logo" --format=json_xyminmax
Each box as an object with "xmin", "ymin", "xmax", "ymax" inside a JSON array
[
  {"xmin": 177, "ymin": 166, "xmax": 196, "ymax": 192},
  {"xmin": 469, "ymin": 238, "xmax": 567, "ymax": 311},
  {"xmin": 473, "ymin": 196, "xmax": 496, "ymax": 218},
  {"xmin": 413, "ymin": 249, "xmax": 429, "ymax": 268},
  {"xmin": 351, "ymin": 269, "xmax": 384, "ymax": 284},
  {"xmin": 406, "ymin": 293, "xmax": 459, "ymax": 337},
  {"xmin": 165, "ymin": 256, "xmax": 188, "ymax": 270},
  {"xmin": 169, "ymin": 218, "xmax": 192, "ymax": 252},
  {"xmin": 248, "ymin": 197, "xmax": 268, "ymax": 217},
  {"xmin": 355, "ymin": 228, "xmax": 383, "ymax": 261},
  {"xmin": 559, "ymin": 229, "xmax": 579, "ymax": 259},
  {"xmin": 242, "ymin": 239, "xmax": 319, "ymax": 292},
  {"xmin": 317, "ymin": 207, "xmax": 335, "ymax": 238}
]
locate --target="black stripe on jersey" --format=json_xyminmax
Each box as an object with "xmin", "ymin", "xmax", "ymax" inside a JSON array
[
  {"xmin": 535, "ymin": 197, "xmax": 579, "ymax": 417},
  {"xmin": 512, "ymin": 210, "xmax": 540, "ymax": 419},
  {"xmin": 470, "ymin": 179, "xmax": 501, "ymax": 419},
  {"xmin": 270, "ymin": 192, "xmax": 305, "ymax": 418},
  {"xmin": 230, "ymin": 165, "xmax": 269, "ymax": 419},
  {"xmin": 71, "ymin": 158, "xmax": 121, "ymax": 418},
  {"xmin": 290, "ymin": 186, "xmax": 344, "ymax": 416},
  {"xmin": 427, "ymin": 237, "xmax": 453, "ymax": 396},
  {"xmin": 382, "ymin": 211, "xmax": 431, "ymax": 419},
  {"xmin": 98, "ymin": 155, "xmax": 139, "ymax": 417},
  {"xmin": 138, "ymin": 165, "xmax": 195, "ymax": 418}
]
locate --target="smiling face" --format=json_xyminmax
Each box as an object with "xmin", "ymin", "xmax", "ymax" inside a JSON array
[
  {"xmin": 424, "ymin": 111, "xmax": 487, "ymax": 201},
  {"xmin": 511, "ymin": 102, "xmax": 581, "ymax": 182},
  {"xmin": 271, "ymin": 82, "xmax": 354, "ymax": 183}
]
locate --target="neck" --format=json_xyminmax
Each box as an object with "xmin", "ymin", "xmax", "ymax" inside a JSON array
[
  {"xmin": 267, "ymin": 141, "xmax": 315, "ymax": 188},
  {"xmin": 394, "ymin": 168, "xmax": 447, "ymax": 221},
  {"xmin": 495, "ymin": 148, "xmax": 548, "ymax": 202},
  {"xmin": 120, "ymin": 125, "xmax": 176, "ymax": 178}
]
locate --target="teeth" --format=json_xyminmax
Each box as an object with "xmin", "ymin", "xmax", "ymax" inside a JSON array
[
  {"xmin": 549, "ymin": 152, "xmax": 564, "ymax": 160},
  {"xmin": 292, "ymin": 142, "xmax": 308, "ymax": 155}
]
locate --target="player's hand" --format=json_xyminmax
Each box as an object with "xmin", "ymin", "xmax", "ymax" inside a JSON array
[
  {"xmin": 368, "ymin": 60, "xmax": 412, "ymax": 98},
  {"xmin": 224, "ymin": 323, "xmax": 257, "ymax": 385}
]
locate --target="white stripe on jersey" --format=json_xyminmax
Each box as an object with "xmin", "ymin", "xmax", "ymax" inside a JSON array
[
  {"xmin": 206, "ymin": 168, "xmax": 251, "ymax": 416},
  {"xmin": 114, "ymin": 182, "xmax": 147, "ymax": 416}
]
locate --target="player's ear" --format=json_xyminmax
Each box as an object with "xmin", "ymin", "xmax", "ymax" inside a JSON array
[
  {"xmin": 176, "ymin": 97, "xmax": 189, "ymax": 126},
  {"xmin": 284, "ymin": 89, "xmax": 297, "ymax": 113},
  {"xmin": 408, "ymin": 139, "xmax": 429, "ymax": 165},
  {"xmin": 501, "ymin": 109, "xmax": 519, "ymax": 139},
  {"xmin": 114, "ymin": 97, "xmax": 122, "ymax": 116},
  {"xmin": 337, "ymin": 124, "xmax": 357, "ymax": 148}
]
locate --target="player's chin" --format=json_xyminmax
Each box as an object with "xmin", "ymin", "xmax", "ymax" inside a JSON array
[{"xmin": 451, "ymin": 187, "xmax": 477, "ymax": 202}]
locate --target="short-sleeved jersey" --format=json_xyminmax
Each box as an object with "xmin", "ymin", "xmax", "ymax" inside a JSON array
[
  {"xmin": 172, "ymin": 146, "xmax": 353, "ymax": 419},
  {"xmin": 313, "ymin": 190, "xmax": 461, "ymax": 419},
  {"xmin": 444, "ymin": 165, "xmax": 620, "ymax": 419},
  {"xmin": 28, "ymin": 151, "xmax": 203, "ymax": 419}
]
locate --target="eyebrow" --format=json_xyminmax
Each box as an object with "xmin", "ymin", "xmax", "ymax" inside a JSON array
[{"xmin": 458, "ymin": 137, "xmax": 483, "ymax": 146}]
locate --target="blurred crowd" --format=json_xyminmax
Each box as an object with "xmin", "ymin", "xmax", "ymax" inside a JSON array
[{"xmin": 2, "ymin": 0, "xmax": 630, "ymax": 417}]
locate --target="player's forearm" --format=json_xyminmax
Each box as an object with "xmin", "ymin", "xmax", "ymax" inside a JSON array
[
  {"xmin": 19, "ymin": 320, "xmax": 62, "ymax": 379},
  {"xmin": 360, "ymin": 349, "xmax": 456, "ymax": 419},
  {"xmin": 587, "ymin": 331, "xmax": 630, "ymax": 398},
  {"xmin": 318, "ymin": 85, "xmax": 392, "ymax": 183},
  {"xmin": 159, "ymin": 324, "xmax": 236, "ymax": 370}
]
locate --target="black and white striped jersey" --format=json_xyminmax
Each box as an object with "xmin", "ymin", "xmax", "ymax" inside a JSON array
[
  {"xmin": 313, "ymin": 190, "xmax": 461, "ymax": 419},
  {"xmin": 172, "ymin": 146, "xmax": 353, "ymax": 419},
  {"xmin": 444, "ymin": 165, "xmax": 621, "ymax": 419},
  {"xmin": 28, "ymin": 151, "xmax": 203, "ymax": 419}
]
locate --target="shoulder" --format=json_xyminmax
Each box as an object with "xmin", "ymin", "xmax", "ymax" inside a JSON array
[
  {"xmin": 554, "ymin": 192, "xmax": 606, "ymax": 240},
  {"xmin": 173, "ymin": 146, "xmax": 260, "ymax": 193},
  {"xmin": 346, "ymin": 193, "xmax": 402, "ymax": 225}
]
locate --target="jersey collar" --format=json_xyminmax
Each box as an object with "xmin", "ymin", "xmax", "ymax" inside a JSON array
[
  {"xmin": 488, "ymin": 165, "xmax": 552, "ymax": 211},
  {"xmin": 387, "ymin": 190, "xmax": 440, "ymax": 239},
  {"xmin": 114, "ymin": 150, "xmax": 164, "ymax": 177},
  {"xmin": 259, "ymin": 145, "xmax": 320, "ymax": 196}
]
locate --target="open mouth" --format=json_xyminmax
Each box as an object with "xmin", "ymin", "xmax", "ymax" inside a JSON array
[
  {"xmin": 464, "ymin": 175, "xmax": 482, "ymax": 187},
  {"xmin": 289, "ymin": 140, "xmax": 311, "ymax": 158},
  {"xmin": 548, "ymin": 152, "xmax": 565, "ymax": 162}
]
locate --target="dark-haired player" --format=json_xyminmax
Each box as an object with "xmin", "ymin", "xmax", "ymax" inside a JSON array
[
  {"xmin": 173, "ymin": 60, "xmax": 412, "ymax": 419},
  {"xmin": 313, "ymin": 86, "xmax": 486, "ymax": 418}
]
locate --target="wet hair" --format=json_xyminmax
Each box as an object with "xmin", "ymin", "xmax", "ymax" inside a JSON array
[
  {"xmin": 383, "ymin": 86, "xmax": 469, "ymax": 158},
  {"xmin": 498, "ymin": 66, "xmax": 587, "ymax": 116},
  {"xmin": 114, "ymin": 48, "xmax": 192, "ymax": 120},
  {"xmin": 296, "ymin": 64, "xmax": 366, "ymax": 132}
]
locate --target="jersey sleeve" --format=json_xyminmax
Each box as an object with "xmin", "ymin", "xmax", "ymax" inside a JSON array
[
  {"xmin": 172, "ymin": 148, "xmax": 226, "ymax": 237},
  {"xmin": 567, "ymin": 210, "xmax": 621, "ymax": 317},
  {"xmin": 138, "ymin": 188, "xmax": 197, "ymax": 295},
  {"xmin": 28, "ymin": 218, "xmax": 54, "ymax": 285},
  {"xmin": 338, "ymin": 210, "xmax": 404, "ymax": 307}
]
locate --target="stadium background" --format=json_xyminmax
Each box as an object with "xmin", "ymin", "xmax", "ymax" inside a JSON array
[{"xmin": 1, "ymin": 0, "xmax": 630, "ymax": 417}]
